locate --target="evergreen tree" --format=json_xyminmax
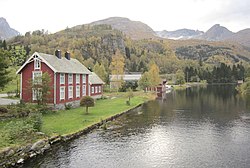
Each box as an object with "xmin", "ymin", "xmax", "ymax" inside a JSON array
[{"xmin": 0, "ymin": 49, "xmax": 11, "ymax": 90}]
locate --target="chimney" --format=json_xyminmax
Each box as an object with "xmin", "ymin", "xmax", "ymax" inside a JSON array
[
  {"xmin": 88, "ymin": 67, "xmax": 92, "ymax": 72},
  {"xmin": 55, "ymin": 49, "xmax": 61, "ymax": 59},
  {"xmin": 65, "ymin": 51, "xmax": 70, "ymax": 60}
]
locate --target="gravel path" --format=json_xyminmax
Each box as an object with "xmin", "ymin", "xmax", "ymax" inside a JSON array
[{"xmin": 0, "ymin": 94, "xmax": 20, "ymax": 105}]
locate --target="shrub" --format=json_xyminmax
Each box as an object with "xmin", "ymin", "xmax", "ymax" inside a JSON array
[
  {"xmin": 3, "ymin": 120, "xmax": 34, "ymax": 144},
  {"xmin": 27, "ymin": 112, "xmax": 43, "ymax": 132}
]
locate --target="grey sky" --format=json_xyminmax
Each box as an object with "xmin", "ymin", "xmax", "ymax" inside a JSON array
[{"xmin": 0, "ymin": 0, "xmax": 249, "ymax": 34}]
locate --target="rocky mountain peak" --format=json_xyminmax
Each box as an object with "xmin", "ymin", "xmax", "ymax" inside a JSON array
[{"xmin": 0, "ymin": 17, "xmax": 19, "ymax": 40}]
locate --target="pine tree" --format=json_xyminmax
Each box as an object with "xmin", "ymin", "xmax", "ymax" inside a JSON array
[{"xmin": 0, "ymin": 49, "xmax": 11, "ymax": 90}]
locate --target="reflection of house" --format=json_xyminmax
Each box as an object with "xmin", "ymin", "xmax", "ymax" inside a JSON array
[
  {"xmin": 109, "ymin": 72, "xmax": 142, "ymax": 89},
  {"xmin": 89, "ymin": 72, "xmax": 105, "ymax": 99},
  {"xmin": 17, "ymin": 50, "xmax": 104, "ymax": 109}
]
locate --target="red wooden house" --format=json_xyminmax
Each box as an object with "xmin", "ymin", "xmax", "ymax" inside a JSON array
[
  {"xmin": 16, "ymin": 50, "xmax": 103, "ymax": 109},
  {"xmin": 89, "ymin": 72, "xmax": 105, "ymax": 99}
]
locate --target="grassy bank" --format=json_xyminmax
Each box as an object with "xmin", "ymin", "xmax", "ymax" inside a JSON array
[{"xmin": 0, "ymin": 91, "xmax": 155, "ymax": 149}]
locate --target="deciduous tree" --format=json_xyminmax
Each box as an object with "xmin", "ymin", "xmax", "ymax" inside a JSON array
[
  {"xmin": 109, "ymin": 50, "xmax": 125, "ymax": 90},
  {"xmin": 80, "ymin": 96, "xmax": 95, "ymax": 114}
]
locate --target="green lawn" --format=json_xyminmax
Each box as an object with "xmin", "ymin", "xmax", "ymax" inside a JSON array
[
  {"xmin": 42, "ymin": 95, "xmax": 147, "ymax": 135},
  {"xmin": 0, "ymin": 92, "xmax": 155, "ymax": 149}
]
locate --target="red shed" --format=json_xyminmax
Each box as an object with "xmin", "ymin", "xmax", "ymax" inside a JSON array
[{"xmin": 16, "ymin": 51, "xmax": 99, "ymax": 109}]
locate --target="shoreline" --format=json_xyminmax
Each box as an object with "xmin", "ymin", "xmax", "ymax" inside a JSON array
[{"xmin": 0, "ymin": 97, "xmax": 152, "ymax": 167}]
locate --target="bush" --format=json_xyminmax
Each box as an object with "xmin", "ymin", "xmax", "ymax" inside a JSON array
[
  {"xmin": 27, "ymin": 112, "xmax": 43, "ymax": 132},
  {"xmin": 3, "ymin": 120, "xmax": 35, "ymax": 144}
]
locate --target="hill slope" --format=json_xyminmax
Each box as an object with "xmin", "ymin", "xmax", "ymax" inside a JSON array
[
  {"xmin": 0, "ymin": 17, "xmax": 19, "ymax": 40},
  {"xmin": 90, "ymin": 17, "xmax": 156, "ymax": 40}
]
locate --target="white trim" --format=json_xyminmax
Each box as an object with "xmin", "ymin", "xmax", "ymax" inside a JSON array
[
  {"xmin": 68, "ymin": 73, "xmax": 73, "ymax": 84},
  {"xmin": 68, "ymin": 86, "xmax": 73, "ymax": 99},
  {"xmin": 17, "ymin": 52, "xmax": 57, "ymax": 74},
  {"xmin": 20, "ymin": 73, "xmax": 22, "ymax": 99},
  {"xmin": 60, "ymin": 73, "xmax": 65, "ymax": 84},
  {"xmin": 82, "ymin": 74, "xmax": 86, "ymax": 84},
  {"xmin": 76, "ymin": 85, "xmax": 80, "ymax": 98},
  {"xmin": 54, "ymin": 73, "xmax": 56, "ymax": 104},
  {"xmin": 34, "ymin": 57, "xmax": 41, "ymax": 70},
  {"xmin": 76, "ymin": 74, "xmax": 80, "ymax": 84},
  {"xmin": 60, "ymin": 86, "xmax": 65, "ymax": 100},
  {"xmin": 82, "ymin": 84, "xmax": 86, "ymax": 96}
]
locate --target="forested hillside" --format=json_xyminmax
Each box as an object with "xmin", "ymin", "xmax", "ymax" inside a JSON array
[
  {"xmin": 3, "ymin": 23, "xmax": 250, "ymax": 84},
  {"xmin": 8, "ymin": 24, "xmax": 181, "ymax": 74}
]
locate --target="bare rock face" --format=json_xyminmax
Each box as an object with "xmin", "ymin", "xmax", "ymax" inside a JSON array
[{"xmin": 0, "ymin": 17, "xmax": 19, "ymax": 40}]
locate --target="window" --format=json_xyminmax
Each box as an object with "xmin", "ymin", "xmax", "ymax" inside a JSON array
[
  {"xmin": 60, "ymin": 73, "xmax": 65, "ymax": 84},
  {"xmin": 91, "ymin": 86, "xmax": 94, "ymax": 94},
  {"xmin": 97, "ymin": 86, "xmax": 99, "ymax": 93},
  {"xmin": 99, "ymin": 86, "xmax": 102, "ymax": 93},
  {"xmin": 76, "ymin": 86, "xmax": 80, "ymax": 98},
  {"xmin": 82, "ymin": 74, "xmax": 86, "ymax": 84},
  {"xmin": 32, "ymin": 88, "xmax": 42, "ymax": 101},
  {"xmin": 76, "ymin": 74, "xmax": 80, "ymax": 84},
  {"xmin": 68, "ymin": 86, "xmax": 73, "ymax": 99},
  {"xmin": 95, "ymin": 86, "xmax": 98, "ymax": 93},
  {"xmin": 60, "ymin": 87, "xmax": 65, "ymax": 100},
  {"xmin": 68, "ymin": 74, "xmax": 73, "ymax": 84},
  {"xmin": 34, "ymin": 58, "xmax": 41, "ymax": 70},
  {"xmin": 82, "ymin": 85, "xmax": 86, "ymax": 96},
  {"xmin": 32, "ymin": 71, "xmax": 42, "ymax": 84}
]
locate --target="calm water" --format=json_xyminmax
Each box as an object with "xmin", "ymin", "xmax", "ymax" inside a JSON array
[{"xmin": 24, "ymin": 85, "xmax": 250, "ymax": 168}]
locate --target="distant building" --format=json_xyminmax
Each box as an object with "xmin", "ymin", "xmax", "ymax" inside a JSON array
[
  {"xmin": 16, "ymin": 50, "xmax": 104, "ymax": 109},
  {"xmin": 109, "ymin": 72, "xmax": 142, "ymax": 89}
]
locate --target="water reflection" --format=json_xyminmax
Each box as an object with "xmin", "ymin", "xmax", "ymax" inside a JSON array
[{"xmin": 23, "ymin": 85, "xmax": 250, "ymax": 168}]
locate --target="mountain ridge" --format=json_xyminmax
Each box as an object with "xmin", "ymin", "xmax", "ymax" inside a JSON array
[
  {"xmin": 0, "ymin": 17, "xmax": 19, "ymax": 40},
  {"xmin": 89, "ymin": 17, "xmax": 156, "ymax": 40}
]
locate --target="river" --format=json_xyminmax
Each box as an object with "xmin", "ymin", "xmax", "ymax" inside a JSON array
[{"xmin": 23, "ymin": 85, "xmax": 250, "ymax": 168}]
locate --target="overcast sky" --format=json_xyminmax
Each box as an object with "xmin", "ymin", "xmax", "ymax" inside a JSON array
[{"xmin": 1, "ymin": 0, "xmax": 250, "ymax": 34}]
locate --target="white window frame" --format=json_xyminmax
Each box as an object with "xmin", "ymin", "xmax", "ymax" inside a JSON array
[
  {"xmin": 82, "ymin": 74, "xmax": 86, "ymax": 84},
  {"xmin": 32, "ymin": 71, "xmax": 42, "ymax": 84},
  {"xmin": 76, "ymin": 74, "xmax": 80, "ymax": 84},
  {"xmin": 99, "ymin": 86, "xmax": 101, "ymax": 93},
  {"xmin": 76, "ymin": 85, "xmax": 80, "ymax": 98},
  {"xmin": 34, "ymin": 58, "xmax": 41, "ymax": 70},
  {"xmin": 60, "ymin": 86, "xmax": 65, "ymax": 100},
  {"xmin": 32, "ymin": 88, "xmax": 42, "ymax": 101},
  {"xmin": 60, "ymin": 73, "xmax": 65, "ymax": 84},
  {"xmin": 95, "ymin": 86, "xmax": 98, "ymax": 93},
  {"xmin": 68, "ymin": 86, "xmax": 73, "ymax": 99},
  {"xmin": 82, "ymin": 85, "xmax": 86, "ymax": 96},
  {"xmin": 91, "ymin": 86, "xmax": 94, "ymax": 94},
  {"xmin": 68, "ymin": 73, "xmax": 73, "ymax": 84}
]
